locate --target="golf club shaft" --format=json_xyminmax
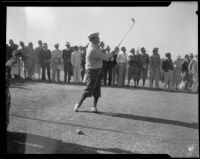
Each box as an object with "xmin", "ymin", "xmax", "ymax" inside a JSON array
[{"xmin": 117, "ymin": 23, "xmax": 134, "ymax": 48}]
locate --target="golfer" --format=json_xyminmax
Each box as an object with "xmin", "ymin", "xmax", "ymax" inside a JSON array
[{"xmin": 74, "ymin": 32, "xmax": 114, "ymax": 113}]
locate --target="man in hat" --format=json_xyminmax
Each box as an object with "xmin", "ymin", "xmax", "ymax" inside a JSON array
[
  {"xmin": 74, "ymin": 32, "xmax": 114, "ymax": 113},
  {"xmin": 162, "ymin": 52, "xmax": 174, "ymax": 90},
  {"xmin": 116, "ymin": 46, "xmax": 127, "ymax": 86},
  {"xmin": 51, "ymin": 43, "xmax": 62, "ymax": 82},
  {"xmin": 62, "ymin": 42, "xmax": 73, "ymax": 83},
  {"xmin": 140, "ymin": 47, "xmax": 150, "ymax": 87},
  {"xmin": 149, "ymin": 47, "xmax": 161, "ymax": 89},
  {"xmin": 34, "ymin": 40, "xmax": 43, "ymax": 80}
]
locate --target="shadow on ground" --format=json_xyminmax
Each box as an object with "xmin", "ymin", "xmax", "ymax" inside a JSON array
[
  {"xmin": 9, "ymin": 79, "xmax": 198, "ymax": 94},
  {"xmin": 7, "ymin": 131, "xmax": 136, "ymax": 154},
  {"xmin": 87, "ymin": 111, "xmax": 198, "ymax": 130}
]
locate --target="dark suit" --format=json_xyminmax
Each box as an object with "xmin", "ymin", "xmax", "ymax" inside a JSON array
[
  {"xmin": 62, "ymin": 49, "xmax": 73, "ymax": 82},
  {"xmin": 40, "ymin": 49, "xmax": 51, "ymax": 80}
]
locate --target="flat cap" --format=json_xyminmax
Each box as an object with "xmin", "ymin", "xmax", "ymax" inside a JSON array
[
  {"xmin": 153, "ymin": 47, "xmax": 159, "ymax": 52},
  {"xmin": 88, "ymin": 32, "xmax": 99, "ymax": 39}
]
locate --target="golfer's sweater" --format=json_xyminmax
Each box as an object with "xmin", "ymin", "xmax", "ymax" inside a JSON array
[{"xmin": 85, "ymin": 43, "xmax": 113, "ymax": 70}]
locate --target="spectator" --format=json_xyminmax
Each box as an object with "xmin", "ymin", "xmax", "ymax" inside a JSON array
[
  {"xmin": 188, "ymin": 54, "xmax": 198, "ymax": 92},
  {"xmin": 81, "ymin": 46, "xmax": 87, "ymax": 82},
  {"xmin": 51, "ymin": 43, "xmax": 62, "ymax": 82},
  {"xmin": 11, "ymin": 45, "xmax": 25, "ymax": 79},
  {"xmin": 99, "ymin": 41, "xmax": 107, "ymax": 84},
  {"xmin": 127, "ymin": 48, "xmax": 135, "ymax": 87},
  {"xmin": 8, "ymin": 39, "xmax": 18, "ymax": 58},
  {"xmin": 149, "ymin": 47, "xmax": 160, "ymax": 89},
  {"xmin": 34, "ymin": 40, "xmax": 43, "ymax": 80},
  {"xmin": 135, "ymin": 48, "xmax": 143, "ymax": 87},
  {"xmin": 111, "ymin": 46, "xmax": 119, "ymax": 85},
  {"xmin": 188, "ymin": 53, "xmax": 195, "ymax": 89},
  {"xmin": 62, "ymin": 42, "xmax": 73, "ymax": 83},
  {"xmin": 40, "ymin": 43, "xmax": 51, "ymax": 81},
  {"xmin": 71, "ymin": 46, "xmax": 82, "ymax": 83},
  {"xmin": 26, "ymin": 42, "xmax": 35, "ymax": 80},
  {"xmin": 180, "ymin": 54, "xmax": 190, "ymax": 91},
  {"xmin": 105, "ymin": 46, "xmax": 113, "ymax": 85},
  {"xmin": 162, "ymin": 52, "xmax": 174, "ymax": 90},
  {"xmin": 19, "ymin": 41, "xmax": 28, "ymax": 79},
  {"xmin": 140, "ymin": 47, "xmax": 150, "ymax": 87},
  {"xmin": 173, "ymin": 55, "xmax": 182, "ymax": 90},
  {"xmin": 117, "ymin": 46, "xmax": 127, "ymax": 86}
]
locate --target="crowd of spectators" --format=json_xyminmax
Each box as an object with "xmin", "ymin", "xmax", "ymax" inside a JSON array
[{"xmin": 6, "ymin": 39, "xmax": 198, "ymax": 93}]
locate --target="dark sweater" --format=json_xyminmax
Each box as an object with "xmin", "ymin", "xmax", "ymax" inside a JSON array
[
  {"xmin": 162, "ymin": 59, "xmax": 173, "ymax": 72},
  {"xmin": 62, "ymin": 49, "xmax": 72, "ymax": 63}
]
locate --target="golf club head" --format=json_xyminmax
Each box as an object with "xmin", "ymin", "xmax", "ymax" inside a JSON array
[{"xmin": 131, "ymin": 18, "xmax": 135, "ymax": 24}]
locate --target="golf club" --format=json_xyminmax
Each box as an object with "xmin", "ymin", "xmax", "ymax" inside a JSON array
[{"xmin": 117, "ymin": 18, "xmax": 135, "ymax": 48}]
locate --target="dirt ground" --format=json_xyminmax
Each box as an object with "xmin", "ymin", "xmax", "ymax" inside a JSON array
[{"xmin": 7, "ymin": 77, "xmax": 199, "ymax": 156}]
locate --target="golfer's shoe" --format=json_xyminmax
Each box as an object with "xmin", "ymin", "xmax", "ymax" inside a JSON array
[
  {"xmin": 74, "ymin": 104, "xmax": 80, "ymax": 112},
  {"xmin": 91, "ymin": 107, "xmax": 97, "ymax": 113}
]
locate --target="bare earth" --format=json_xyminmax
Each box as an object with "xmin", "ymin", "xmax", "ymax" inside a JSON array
[{"xmin": 7, "ymin": 76, "xmax": 199, "ymax": 156}]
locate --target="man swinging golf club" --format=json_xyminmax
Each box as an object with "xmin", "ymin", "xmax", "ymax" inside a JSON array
[{"xmin": 74, "ymin": 32, "xmax": 115, "ymax": 113}]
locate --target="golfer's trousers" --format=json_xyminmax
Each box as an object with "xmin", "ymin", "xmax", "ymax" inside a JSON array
[{"xmin": 83, "ymin": 68, "xmax": 102, "ymax": 98}]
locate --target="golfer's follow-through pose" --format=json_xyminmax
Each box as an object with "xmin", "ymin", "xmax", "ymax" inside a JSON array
[{"xmin": 74, "ymin": 32, "xmax": 114, "ymax": 113}]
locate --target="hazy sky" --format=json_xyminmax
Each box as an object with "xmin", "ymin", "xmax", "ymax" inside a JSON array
[{"xmin": 6, "ymin": 2, "xmax": 198, "ymax": 60}]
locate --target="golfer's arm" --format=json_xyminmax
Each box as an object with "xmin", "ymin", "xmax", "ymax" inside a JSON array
[{"xmin": 93, "ymin": 49, "xmax": 113, "ymax": 61}]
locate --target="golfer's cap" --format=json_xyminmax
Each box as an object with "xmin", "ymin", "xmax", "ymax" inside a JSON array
[
  {"xmin": 88, "ymin": 32, "xmax": 99, "ymax": 39},
  {"xmin": 153, "ymin": 47, "xmax": 159, "ymax": 52},
  {"xmin": 66, "ymin": 42, "xmax": 70, "ymax": 46}
]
